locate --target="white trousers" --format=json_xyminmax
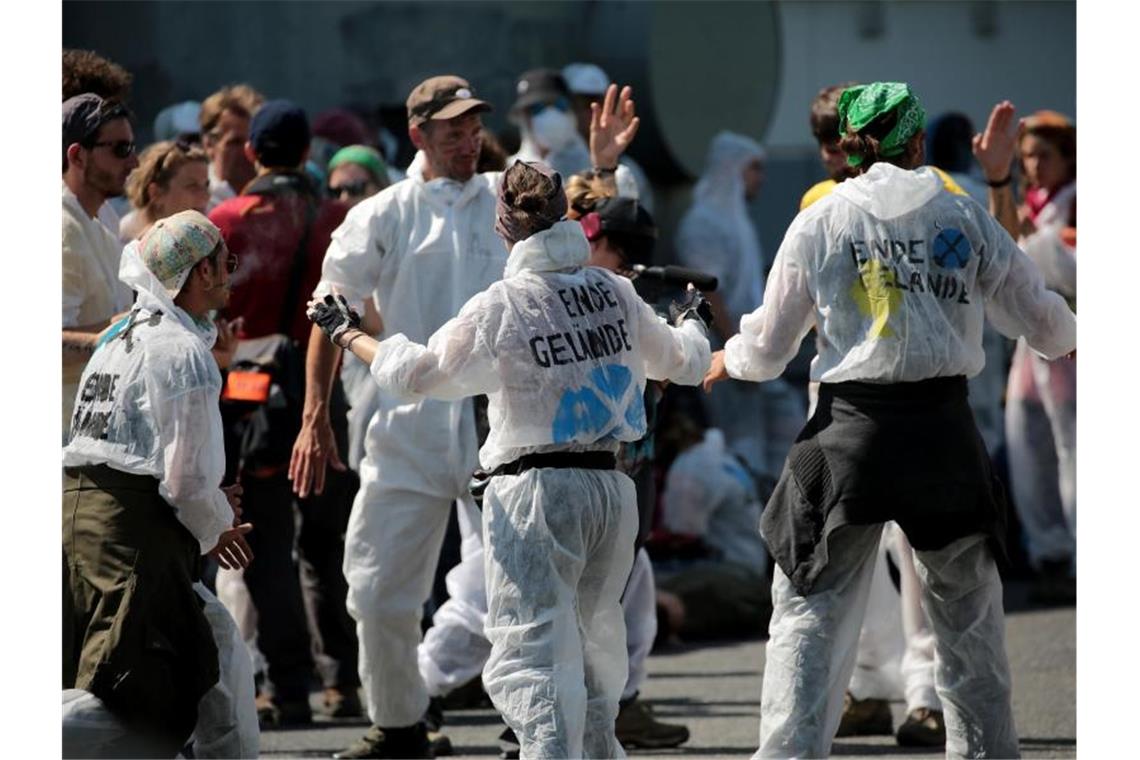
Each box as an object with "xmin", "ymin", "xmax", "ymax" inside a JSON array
[
  {"xmin": 482, "ymin": 468, "xmax": 637, "ymax": 759},
  {"xmin": 418, "ymin": 504, "xmax": 657, "ymax": 704},
  {"xmin": 847, "ymin": 524, "xmax": 940, "ymax": 713},
  {"xmin": 756, "ymin": 526, "xmax": 1018, "ymax": 759},
  {"xmin": 345, "ymin": 472, "xmax": 455, "ymax": 727},
  {"xmin": 1005, "ymin": 341, "xmax": 1077, "ymax": 568}
]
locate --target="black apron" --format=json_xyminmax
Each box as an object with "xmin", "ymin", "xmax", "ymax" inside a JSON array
[{"xmin": 761, "ymin": 376, "xmax": 1008, "ymax": 596}]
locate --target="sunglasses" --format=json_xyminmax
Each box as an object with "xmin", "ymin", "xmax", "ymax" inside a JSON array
[
  {"xmin": 89, "ymin": 140, "xmax": 137, "ymax": 159},
  {"xmin": 328, "ymin": 180, "xmax": 370, "ymax": 199},
  {"xmin": 209, "ymin": 250, "xmax": 239, "ymax": 274},
  {"xmin": 525, "ymin": 97, "xmax": 571, "ymax": 119}
]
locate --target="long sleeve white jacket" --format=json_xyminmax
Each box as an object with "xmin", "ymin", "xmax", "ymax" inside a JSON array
[
  {"xmin": 367, "ymin": 220, "xmax": 711, "ymax": 470},
  {"xmin": 725, "ymin": 163, "xmax": 1076, "ymax": 385}
]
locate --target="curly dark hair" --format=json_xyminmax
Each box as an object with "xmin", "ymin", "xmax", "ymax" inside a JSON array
[{"xmin": 63, "ymin": 49, "xmax": 132, "ymax": 102}]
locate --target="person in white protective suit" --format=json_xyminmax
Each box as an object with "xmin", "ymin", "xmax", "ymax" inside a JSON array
[
  {"xmin": 704, "ymin": 82, "xmax": 1076, "ymax": 759},
  {"xmin": 417, "ymin": 194, "xmax": 690, "ymax": 757},
  {"xmin": 305, "ymin": 158, "xmax": 711, "ymax": 759},
  {"xmin": 507, "ymin": 68, "xmax": 644, "ymax": 204},
  {"xmin": 676, "ymin": 131, "xmax": 803, "ymax": 483},
  {"xmin": 801, "ymin": 82, "xmax": 947, "ymax": 748},
  {"xmin": 289, "ymin": 76, "xmax": 645, "ymax": 759},
  {"xmin": 62, "ymin": 210, "xmax": 258, "ymax": 758}
]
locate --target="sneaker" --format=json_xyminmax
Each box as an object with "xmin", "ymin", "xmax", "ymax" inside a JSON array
[
  {"xmin": 835, "ymin": 692, "xmax": 893, "ymax": 737},
  {"xmin": 497, "ymin": 726, "xmax": 520, "ymax": 760},
  {"xmin": 323, "ymin": 686, "xmax": 364, "ymax": 719},
  {"xmin": 256, "ymin": 693, "xmax": 312, "ymax": 729},
  {"xmin": 615, "ymin": 697, "xmax": 690, "ymax": 749},
  {"xmin": 896, "ymin": 707, "xmax": 946, "ymax": 748},
  {"xmin": 333, "ymin": 723, "xmax": 434, "ymax": 759}
]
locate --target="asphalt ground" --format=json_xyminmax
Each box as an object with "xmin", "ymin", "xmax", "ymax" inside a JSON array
[{"xmin": 260, "ymin": 582, "xmax": 1075, "ymax": 759}]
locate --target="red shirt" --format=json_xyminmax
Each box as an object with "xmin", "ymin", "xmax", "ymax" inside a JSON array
[{"xmin": 209, "ymin": 172, "xmax": 348, "ymax": 348}]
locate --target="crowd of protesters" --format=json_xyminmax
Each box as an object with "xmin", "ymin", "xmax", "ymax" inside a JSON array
[{"xmin": 61, "ymin": 46, "xmax": 1075, "ymax": 759}]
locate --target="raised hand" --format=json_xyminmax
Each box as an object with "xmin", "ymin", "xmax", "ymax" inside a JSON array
[
  {"xmin": 972, "ymin": 100, "xmax": 1023, "ymax": 182},
  {"xmin": 589, "ymin": 84, "xmax": 641, "ymax": 171}
]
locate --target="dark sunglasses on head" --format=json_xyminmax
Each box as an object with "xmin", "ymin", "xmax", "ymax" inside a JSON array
[
  {"xmin": 89, "ymin": 140, "xmax": 137, "ymax": 159},
  {"xmin": 328, "ymin": 180, "xmax": 370, "ymax": 199}
]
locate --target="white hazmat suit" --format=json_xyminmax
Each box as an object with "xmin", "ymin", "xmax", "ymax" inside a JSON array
[
  {"xmin": 313, "ymin": 152, "xmax": 507, "ymax": 729},
  {"xmin": 723, "ymin": 162, "xmax": 1075, "ymax": 759},
  {"xmin": 363, "ymin": 219, "xmax": 710, "ymax": 758},
  {"xmin": 676, "ymin": 132, "xmax": 802, "ymax": 480}
]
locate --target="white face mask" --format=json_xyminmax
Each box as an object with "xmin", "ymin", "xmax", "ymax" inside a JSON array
[{"xmin": 530, "ymin": 106, "xmax": 579, "ymax": 153}]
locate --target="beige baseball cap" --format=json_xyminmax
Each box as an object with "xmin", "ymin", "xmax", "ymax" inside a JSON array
[{"xmin": 406, "ymin": 75, "xmax": 491, "ymax": 127}]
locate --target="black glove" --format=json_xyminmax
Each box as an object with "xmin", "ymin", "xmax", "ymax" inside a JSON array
[
  {"xmin": 307, "ymin": 294, "xmax": 362, "ymax": 347},
  {"xmin": 668, "ymin": 286, "xmax": 714, "ymax": 330}
]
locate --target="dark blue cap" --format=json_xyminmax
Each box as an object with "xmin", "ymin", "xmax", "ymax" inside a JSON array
[{"xmin": 249, "ymin": 99, "xmax": 310, "ymax": 167}]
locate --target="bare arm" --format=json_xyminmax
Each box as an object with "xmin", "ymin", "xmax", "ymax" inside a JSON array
[
  {"xmin": 972, "ymin": 100, "xmax": 1023, "ymax": 239},
  {"xmin": 288, "ymin": 324, "xmax": 348, "ymax": 498}
]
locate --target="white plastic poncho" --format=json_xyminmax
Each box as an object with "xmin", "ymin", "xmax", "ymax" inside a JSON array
[
  {"xmin": 368, "ymin": 219, "xmax": 709, "ymax": 758},
  {"xmin": 725, "ymin": 162, "xmax": 1076, "ymax": 385},
  {"xmin": 62, "ymin": 241, "xmax": 233, "ymax": 555},
  {"xmin": 367, "ymin": 220, "xmax": 711, "ymax": 469},
  {"xmin": 675, "ymin": 131, "xmax": 767, "ymax": 326}
]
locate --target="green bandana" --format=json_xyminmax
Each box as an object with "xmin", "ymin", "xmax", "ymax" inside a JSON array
[
  {"xmin": 837, "ymin": 82, "xmax": 926, "ymax": 167},
  {"xmin": 328, "ymin": 144, "xmax": 389, "ymax": 185}
]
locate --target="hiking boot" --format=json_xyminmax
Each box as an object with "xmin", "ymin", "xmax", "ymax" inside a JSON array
[
  {"xmin": 615, "ymin": 696, "xmax": 690, "ymax": 749},
  {"xmin": 323, "ymin": 686, "xmax": 364, "ymax": 719},
  {"xmin": 835, "ymin": 692, "xmax": 893, "ymax": 737},
  {"xmin": 498, "ymin": 726, "xmax": 520, "ymax": 760},
  {"xmin": 256, "ymin": 693, "xmax": 312, "ymax": 729},
  {"xmin": 896, "ymin": 707, "xmax": 946, "ymax": 748},
  {"xmin": 333, "ymin": 723, "xmax": 434, "ymax": 759}
]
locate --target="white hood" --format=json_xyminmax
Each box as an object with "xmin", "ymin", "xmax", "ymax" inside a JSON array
[
  {"xmin": 504, "ymin": 220, "xmax": 590, "ymax": 278},
  {"xmin": 832, "ymin": 163, "xmax": 945, "ymax": 220},
  {"xmin": 118, "ymin": 240, "xmax": 217, "ymax": 347}
]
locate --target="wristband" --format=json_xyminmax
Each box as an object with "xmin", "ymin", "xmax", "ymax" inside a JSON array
[
  {"xmin": 986, "ymin": 173, "xmax": 1012, "ymax": 188},
  {"xmin": 342, "ymin": 331, "xmax": 365, "ymax": 352}
]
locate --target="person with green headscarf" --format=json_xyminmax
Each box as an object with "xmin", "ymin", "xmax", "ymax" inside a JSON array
[
  {"xmin": 327, "ymin": 144, "xmax": 390, "ymax": 206},
  {"xmin": 704, "ymin": 81, "xmax": 1075, "ymax": 758}
]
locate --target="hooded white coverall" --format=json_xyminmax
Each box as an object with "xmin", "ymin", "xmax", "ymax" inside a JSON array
[
  {"xmin": 723, "ymin": 163, "xmax": 1075, "ymax": 759},
  {"xmin": 312, "ymin": 154, "xmax": 508, "ymax": 728},
  {"xmin": 363, "ymin": 219, "xmax": 710, "ymax": 758},
  {"xmin": 676, "ymin": 132, "xmax": 803, "ymax": 481},
  {"xmin": 62, "ymin": 243, "xmax": 258, "ymax": 758}
]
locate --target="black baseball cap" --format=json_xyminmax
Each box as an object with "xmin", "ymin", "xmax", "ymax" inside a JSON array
[
  {"xmin": 63, "ymin": 93, "xmax": 132, "ymax": 166},
  {"xmin": 250, "ymin": 99, "xmax": 310, "ymax": 167},
  {"xmin": 583, "ymin": 197, "xmax": 657, "ymax": 267},
  {"xmin": 511, "ymin": 68, "xmax": 571, "ymax": 115}
]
